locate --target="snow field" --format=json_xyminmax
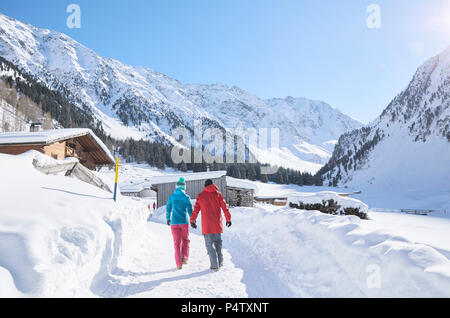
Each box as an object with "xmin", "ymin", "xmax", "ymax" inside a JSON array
[{"xmin": 1, "ymin": 155, "xmax": 450, "ymax": 297}]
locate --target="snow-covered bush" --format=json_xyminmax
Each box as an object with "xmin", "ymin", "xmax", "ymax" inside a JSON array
[{"xmin": 287, "ymin": 191, "xmax": 369, "ymax": 220}]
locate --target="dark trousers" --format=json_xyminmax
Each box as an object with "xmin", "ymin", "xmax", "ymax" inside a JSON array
[{"xmin": 204, "ymin": 233, "xmax": 223, "ymax": 269}]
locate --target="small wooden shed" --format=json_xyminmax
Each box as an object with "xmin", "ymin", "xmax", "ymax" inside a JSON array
[
  {"xmin": 0, "ymin": 128, "xmax": 114, "ymax": 170},
  {"xmin": 226, "ymin": 177, "xmax": 255, "ymax": 207},
  {"xmin": 151, "ymin": 171, "xmax": 227, "ymax": 208}
]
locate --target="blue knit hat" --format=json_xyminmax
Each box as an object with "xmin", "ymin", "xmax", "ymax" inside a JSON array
[{"xmin": 176, "ymin": 177, "xmax": 186, "ymax": 190}]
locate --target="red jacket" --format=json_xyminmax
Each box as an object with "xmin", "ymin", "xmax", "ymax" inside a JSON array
[{"xmin": 190, "ymin": 184, "xmax": 231, "ymax": 235}]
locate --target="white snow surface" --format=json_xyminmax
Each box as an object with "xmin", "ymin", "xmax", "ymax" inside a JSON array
[
  {"xmin": 347, "ymin": 134, "xmax": 450, "ymax": 212},
  {"xmin": 2, "ymin": 158, "xmax": 450, "ymax": 297},
  {"xmin": 226, "ymin": 177, "xmax": 258, "ymax": 190},
  {"xmin": 222, "ymin": 206, "xmax": 450, "ymax": 297},
  {"xmin": 26, "ymin": 149, "xmax": 78, "ymax": 167}
]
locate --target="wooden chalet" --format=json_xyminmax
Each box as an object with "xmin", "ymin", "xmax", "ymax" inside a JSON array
[{"xmin": 0, "ymin": 128, "xmax": 115, "ymax": 170}]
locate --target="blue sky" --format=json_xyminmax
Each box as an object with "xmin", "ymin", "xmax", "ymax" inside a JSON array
[{"xmin": 1, "ymin": 0, "xmax": 449, "ymax": 123}]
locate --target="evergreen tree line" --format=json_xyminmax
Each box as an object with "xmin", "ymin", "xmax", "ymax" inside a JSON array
[{"xmin": 116, "ymin": 137, "xmax": 322, "ymax": 186}]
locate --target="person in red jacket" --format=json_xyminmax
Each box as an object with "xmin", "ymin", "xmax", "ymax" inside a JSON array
[{"xmin": 190, "ymin": 179, "xmax": 232, "ymax": 271}]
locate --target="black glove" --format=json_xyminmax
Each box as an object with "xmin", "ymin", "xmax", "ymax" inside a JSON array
[
  {"xmin": 167, "ymin": 220, "xmax": 171, "ymax": 226},
  {"xmin": 190, "ymin": 222, "xmax": 197, "ymax": 229},
  {"xmin": 226, "ymin": 221, "xmax": 232, "ymax": 227}
]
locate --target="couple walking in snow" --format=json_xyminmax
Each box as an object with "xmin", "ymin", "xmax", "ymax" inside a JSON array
[{"xmin": 166, "ymin": 178, "xmax": 232, "ymax": 271}]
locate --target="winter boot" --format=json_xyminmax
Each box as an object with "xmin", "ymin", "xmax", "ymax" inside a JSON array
[{"xmin": 182, "ymin": 258, "xmax": 188, "ymax": 265}]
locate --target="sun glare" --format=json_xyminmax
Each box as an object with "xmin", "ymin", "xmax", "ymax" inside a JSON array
[{"xmin": 425, "ymin": 1, "xmax": 450, "ymax": 36}]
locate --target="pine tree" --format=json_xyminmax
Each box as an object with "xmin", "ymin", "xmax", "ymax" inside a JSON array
[
  {"xmin": 275, "ymin": 170, "xmax": 285, "ymax": 184},
  {"xmin": 231, "ymin": 165, "xmax": 241, "ymax": 179},
  {"xmin": 260, "ymin": 173, "xmax": 268, "ymax": 183},
  {"xmin": 239, "ymin": 165, "xmax": 247, "ymax": 180},
  {"xmin": 248, "ymin": 165, "xmax": 257, "ymax": 181}
]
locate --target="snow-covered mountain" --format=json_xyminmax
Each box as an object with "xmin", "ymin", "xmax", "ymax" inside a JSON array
[
  {"xmin": 319, "ymin": 46, "xmax": 450, "ymax": 209},
  {"xmin": 0, "ymin": 13, "xmax": 362, "ymax": 173}
]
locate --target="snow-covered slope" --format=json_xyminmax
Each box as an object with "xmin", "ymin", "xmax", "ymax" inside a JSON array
[
  {"xmin": 319, "ymin": 46, "xmax": 450, "ymax": 210},
  {"xmin": 0, "ymin": 13, "xmax": 362, "ymax": 173}
]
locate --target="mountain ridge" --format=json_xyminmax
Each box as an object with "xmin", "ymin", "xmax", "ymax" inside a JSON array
[
  {"xmin": 318, "ymin": 46, "xmax": 450, "ymax": 209},
  {"xmin": 0, "ymin": 12, "xmax": 362, "ymax": 173}
]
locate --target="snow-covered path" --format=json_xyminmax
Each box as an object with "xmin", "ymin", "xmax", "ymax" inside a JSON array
[{"xmin": 91, "ymin": 220, "xmax": 247, "ymax": 298}]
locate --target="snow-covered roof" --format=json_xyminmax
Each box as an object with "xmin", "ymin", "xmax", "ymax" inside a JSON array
[
  {"xmin": 226, "ymin": 177, "xmax": 257, "ymax": 191},
  {"xmin": 0, "ymin": 128, "xmax": 91, "ymax": 145},
  {"xmin": 254, "ymin": 195, "xmax": 289, "ymax": 200},
  {"xmin": 151, "ymin": 171, "xmax": 227, "ymax": 185},
  {"xmin": 120, "ymin": 182, "xmax": 152, "ymax": 193},
  {"xmin": 0, "ymin": 128, "xmax": 115, "ymax": 164}
]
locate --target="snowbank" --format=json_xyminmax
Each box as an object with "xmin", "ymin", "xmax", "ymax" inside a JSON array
[
  {"xmin": 20, "ymin": 149, "xmax": 78, "ymax": 168},
  {"xmin": 224, "ymin": 205, "xmax": 450, "ymax": 297},
  {"xmin": 0, "ymin": 266, "xmax": 23, "ymax": 297},
  {"xmin": 0, "ymin": 153, "xmax": 148, "ymax": 297}
]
